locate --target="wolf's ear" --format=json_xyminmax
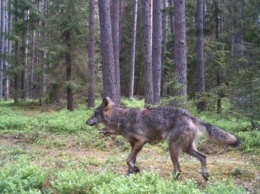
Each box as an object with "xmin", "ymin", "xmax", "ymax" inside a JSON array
[{"xmin": 102, "ymin": 97, "xmax": 111, "ymax": 111}]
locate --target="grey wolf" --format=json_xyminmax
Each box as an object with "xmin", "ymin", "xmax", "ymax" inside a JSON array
[{"xmin": 86, "ymin": 97, "xmax": 240, "ymax": 180}]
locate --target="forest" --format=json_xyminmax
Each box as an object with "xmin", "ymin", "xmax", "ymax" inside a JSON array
[{"xmin": 0, "ymin": 0, "xmax": 260, "ymax": 193}]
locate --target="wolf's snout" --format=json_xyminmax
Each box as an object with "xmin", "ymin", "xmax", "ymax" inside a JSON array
[{"xmin": 86, "ymin": 117, "xmax": 97, "ymax": 126}]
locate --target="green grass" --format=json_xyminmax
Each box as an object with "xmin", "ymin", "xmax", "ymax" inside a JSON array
[
  {"xmin": 0, "ymin": 155, "xmax": 247, "ymax": 194},
  {"xmin": 0, "ymin": 99, "xmax": 258, "ymax": 193}
]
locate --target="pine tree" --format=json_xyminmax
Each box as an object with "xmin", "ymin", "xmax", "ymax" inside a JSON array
[{"xmin": 141, "ymin": 0, "xmax": 153, "ymax": 105}]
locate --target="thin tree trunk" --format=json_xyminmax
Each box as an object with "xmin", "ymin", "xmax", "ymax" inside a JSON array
[
  {"xmin": 87, "ymin": 0, "xmax": 96, "ymax": 108},
  {"xmin": 129, "ymin": 0, "xmax": 138, "ymax": 99},
  {"xmin": 196, "ymin": 0, "xmax": 206, "ymax": 111},
  {"xmin": 98, "ymin": 0, "xmax": 118, "ymax": 104},
  {"xmin": 65, "ymin": 31, "xmax": 73, "ymax": 111},
  {"xmin": 21, "ymin": 8, "xmax": 29, "ymax": 100},
  {"xmin": 161, "ymin": 0, "xmax": 169, "ymax": 97},
  {"xmin": 112, "ymin": 0, "xmax": 121, "ymax": 101},
  {"xmin": 0, "ymin": 0, "xmax": 6, "ymax": 99},
  {"xmin": 215, "ymin": 0, "xmax": 221, "ymax": 113},
  {"xmin": 5, "ymin": 0, "xmax": 12, "ymax": 100},
  {"xmin": 152, "ymin": 0, "xmax": 162, "ymax": 104},
  {"xmin": 13, "ymin": 0, "xmax": 19, "ymax": 104},
  {"xmin": 173, "ymin": 0, "xmax": 187, "ymax": 106},
  {"xmin": 168, "ymin": 0, "xmax": 174, "ymax": 35},
  {"xmin": 42, "ymin": 0, "xmax": 48, "ymax": 99},
  {"xmin": 141, "ymin": 0, "xmax": 153, "ymax": 105},
  {"xmin": 30, "ymin": 30, "xmax": 36, "ymax": 99}
]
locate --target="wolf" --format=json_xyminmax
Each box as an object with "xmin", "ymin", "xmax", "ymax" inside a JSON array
[{"xmin": 86, "ymin": 97, "xmax": 240, "ymax": 180}]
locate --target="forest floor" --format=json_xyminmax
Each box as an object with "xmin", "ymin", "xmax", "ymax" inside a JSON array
[{"xmin": 1, "ymin": 131, "xmax": 259, "ymax": 193}]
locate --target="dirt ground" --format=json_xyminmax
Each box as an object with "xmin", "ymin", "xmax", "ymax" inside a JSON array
[{"xmin": 1, "ymin": 134, "xmax": 259, "ymax": 193}]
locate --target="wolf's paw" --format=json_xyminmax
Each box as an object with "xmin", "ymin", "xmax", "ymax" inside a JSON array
[
  {"xmin": 133, "ymin": 166, "xmax": 140, "ymax": 173},
  {"xmin": 174, "ymin": 171, "xmax": 181, "ymax": 179},
  {"xmin": 202, "ymin": 172, "xmax": 209, "ymax": 181},
  {"xmin": 127, "ymin": 166, "xmax": 140, "ymax": 175}
]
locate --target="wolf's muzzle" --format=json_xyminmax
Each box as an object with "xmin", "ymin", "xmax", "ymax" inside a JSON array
[{"xmin": 86, "ymin": 117, "xmax": 98, "ymax": 126}]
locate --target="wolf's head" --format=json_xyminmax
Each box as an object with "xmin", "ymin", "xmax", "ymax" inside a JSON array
[{"xmin": 86, "ymin": 97, "xmax": 114, "ymax": 126}]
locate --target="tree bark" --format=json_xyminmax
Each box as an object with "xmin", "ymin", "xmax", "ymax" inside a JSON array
[
  {"xmin": 173, "ymin": 0, "xmax": 187, "ymax": 106},
  {"xmin": 112, "ymin": 0, "xmax": 121, "ymax": 101},
  {"xmin": 5, "ymin": 0, "xmax": 13, "ymax": 100},
  {"xmin": 161, "ymin": 0, "xmax": 169, "ymax": 97},
  {"xmin": 0, "ymin": 0, "xmax": 6, "ymax": 99},
  {"xmin": 42, "ymin": 0, "xmax": 48, "ymax": 100},
  {"xmin": 5, "ymin": 0, "xmax": 11, "ymax": 100},
  {"xmin": 141, "ymin": 0, "xmax": 154, "ymax": 105},
  {"xmin": 98, "ymin": 0, "xmax": 118, "ymax": 104},
  {"xmin": 13, "ymin": 0, "xmax": 18, "ymax": 104},
  {"xmin": 129, "ymin": 0, "xmax": 138, "ymax": 99},
  {"xmin": 29, "ymin": 30, "xmax": 36, "ymax": 99},
  {"xmin": 87, "ymin": 0, "xmax": 96, "ymax": 108},
  {"xmin": 196, "ymin": 0, "xmax": 206, "ymax": 111},
  {"xmin": 65, "ymin": 31, "xmax": 73, "ymax": 111},
  {"xmin": 21, "ymin": 8, "xmax": 29, "ymax": 100},
  {"xmin": 152, "ymin": 0, "xmax": 162, "ymax": 104}
]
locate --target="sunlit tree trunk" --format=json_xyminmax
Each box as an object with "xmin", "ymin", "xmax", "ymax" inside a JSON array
[{"xmin": 129, "ymin": 0, "xmax": 138, "ymax": 99}]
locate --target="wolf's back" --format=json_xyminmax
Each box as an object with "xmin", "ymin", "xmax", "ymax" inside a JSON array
[{"xmin": 198, "ymin": 120, "xmax": 240, "ymax": 147}]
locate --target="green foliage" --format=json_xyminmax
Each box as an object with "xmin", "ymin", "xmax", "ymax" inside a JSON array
[
  {"xmin": 0, "ymin": 155, "xmax": 247, "ymax": 194},
  {"xmin": 205, "ymin": 179, "xmax": 247, "ymax": 194},
  {"xmin": 0, "ymin": 100, "xmax": 256, "ymax": 193},
  {"xmin": 229, "ymin": 68, "xmax": 260, "ymax": 129},
  {"xmin": 0, "ymin": 156, "xmax": 46, "ymax": 194}
]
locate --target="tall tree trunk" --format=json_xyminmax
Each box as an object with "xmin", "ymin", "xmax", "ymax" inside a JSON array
[
  {"xmin": 98, "ymin": 0, "xmax": 118, "ymax": 104},
  {"xmin": 129, "ymin": 0, "xmax": 138, "ymax": 99},
  {"xmin": 13, "ymin": 0, "xmax": 19, "ymax": 104},
  {"xmin": 214, "ymin": 0, "xmax": 221, "ymax": 113},
  {"xmin": 30, "ymin": 30, "xmax": 36, "ymax": 99},
  {"xmin": 5, "ymin": 0, "xmax": 12, "ymax": 100},
  {"xmin": 196, "ymin": 0, "xmax": 206, "ymax": 111},
  {"xmin": 65, "ymin": 31, "xmax": 73, "ymax": 111},
  {"xmin": 168, "ymin": 0, "xmax": 174, "ymax": 35},
  {"xmin": 152, "ymin": 0, "xmax": 162, "ymax": 104},
  {"xmin": 21, "ymin": 8, "xmax": 29, "ymax": 100},
  {"xmin": 173, "ymin": 0, "xmax": 187, "ymax": 106},
  {"xmin": 87, "ymin": 0, "xmax": 96, "ymax": 108},
  {"xmin": 161, "ymin": 0, "xmax": 169, "ymax": 97},
  {"xmin": 42, "ymin": 0, "xmax": 48, "ymax": 100},
  {"xmin": 141, "ymin": 0, "xmax": 153, "ymax": 105},
  {"xmin": 112, "ymin": 0, "xmax": 121, "ymax": 101},
  {"xmin": 0, "ymin": 0, "xmax": 6, "ymax": 99}
]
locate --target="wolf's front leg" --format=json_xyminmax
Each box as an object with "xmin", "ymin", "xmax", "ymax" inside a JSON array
[{"xmin": 126, "ymin": 139, "xmax": 147, "ymax": 174}]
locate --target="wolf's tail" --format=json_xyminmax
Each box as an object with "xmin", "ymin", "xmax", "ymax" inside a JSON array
[{"xmin": 198, "ymin": 121, "xmax": 241, "ymax": 147}]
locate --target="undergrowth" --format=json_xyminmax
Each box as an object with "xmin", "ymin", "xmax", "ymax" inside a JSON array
[
  {"xmin": 0, "ymin": 99, "xmax": 258, "ymax": 193},
  {"xmin": 0, "ymin": 155, "xmax": 247, "ymax": 194}
]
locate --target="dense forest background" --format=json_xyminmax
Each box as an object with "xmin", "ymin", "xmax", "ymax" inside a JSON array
[{"xmin": 0, "ymin": 0, "xmax": 259, "ymax": 127}]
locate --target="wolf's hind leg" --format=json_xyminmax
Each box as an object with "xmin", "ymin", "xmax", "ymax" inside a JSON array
[
  {"xmin": 169, "ymin": 142, "xmax": 181, "ymax": 178},
  {"xmin": 126, "ymin": 139, "xmax": 146, "ymax": 174},
  {"xmin": 185, "ymin": 144, "xmax": 209, "ymax": 181}
]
